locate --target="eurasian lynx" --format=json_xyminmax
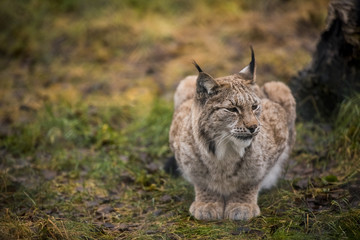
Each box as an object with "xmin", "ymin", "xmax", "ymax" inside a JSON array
[{"xmin": 169, "ymin": 48, "xmax": 296, "ymax": 220}]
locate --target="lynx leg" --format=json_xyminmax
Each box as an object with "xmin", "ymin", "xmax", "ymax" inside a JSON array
[
  {"xmin": 189, "ymin": 186, "xmax": 225, "ymax": 220},
  {"xmin": 224, "ymin": 186, "xmax": 260, "ymax": 221}
]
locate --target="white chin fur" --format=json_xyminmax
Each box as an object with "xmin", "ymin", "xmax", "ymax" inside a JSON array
[
  {"xmin": 215, "ymin": 136, "xmax": 252, "ymax": 160},
  {"xmin": 233, "ymin": 137, "xmax": 252, "ymax": 148}
]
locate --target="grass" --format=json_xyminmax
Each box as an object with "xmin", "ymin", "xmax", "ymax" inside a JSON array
[{"xmin": 1, "ymin": 0, "xmax": 359, "ymax": 239}]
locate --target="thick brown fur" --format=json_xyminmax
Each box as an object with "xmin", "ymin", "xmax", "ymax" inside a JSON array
[{"xmin": 169, "ymin": 50, "xmax": 296, "ymax": 221}]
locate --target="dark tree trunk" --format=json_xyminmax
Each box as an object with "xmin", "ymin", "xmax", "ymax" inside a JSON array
[{"xmin": 290, "ymin": 0, "xmax": 360, "ymax": 121}]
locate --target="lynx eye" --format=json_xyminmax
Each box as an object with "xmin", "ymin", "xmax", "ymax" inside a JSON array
[
  {"xmin": 252, "ymin": 104, "xmax": 259, "ymax": 111},
  {"xmin": 226, "ymin": 107, "xmax": 238, "ymax": 113}
]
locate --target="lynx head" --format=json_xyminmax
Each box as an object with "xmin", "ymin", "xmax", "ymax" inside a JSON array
[{"xmin": 194, "ymin": 47, "xmax": 261, "ymax": 157}]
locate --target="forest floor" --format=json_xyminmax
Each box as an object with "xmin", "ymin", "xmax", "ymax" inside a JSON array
[{"xmin": 0, "ymin": 0, "xmax": 359, "ymax": 239}]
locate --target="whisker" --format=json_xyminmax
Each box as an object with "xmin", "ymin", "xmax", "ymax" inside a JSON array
[
  {"xmin": 216, "ymin": 133, "xmax": 232, "ymax": 148},
  {"xmin": 202, "ymin": 134, "xmax": 222, "ymax": 144}
]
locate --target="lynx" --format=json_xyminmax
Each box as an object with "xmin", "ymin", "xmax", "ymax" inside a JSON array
[{"xmin": 169, "ymin": 48, "xmax": 296, "ymax": 220}]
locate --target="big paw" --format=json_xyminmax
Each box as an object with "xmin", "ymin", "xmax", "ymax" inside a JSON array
[
  {"xmin": 189, "ymin": 201, "xmax": 224, "ymax": 220},
  {"xmin": 224, "ymin": 203, "xmax": 260, "ymax": 220}
]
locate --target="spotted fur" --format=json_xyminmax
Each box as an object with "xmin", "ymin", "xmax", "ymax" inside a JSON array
[{"xmin": 169, "ymin": 50, "xmax": 296, "ymax": 221}]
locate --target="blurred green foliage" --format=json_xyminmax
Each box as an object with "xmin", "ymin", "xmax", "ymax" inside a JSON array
[{"xmin": 332, "ymin": 94, "xmax": 360, "ymax": 168}]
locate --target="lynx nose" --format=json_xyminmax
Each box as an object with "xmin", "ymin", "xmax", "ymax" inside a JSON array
[{"xmin": 247, "ymin": 125, "xmax": 257, "ymax": 133}]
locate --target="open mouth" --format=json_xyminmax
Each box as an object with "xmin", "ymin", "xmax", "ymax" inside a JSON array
[{"xmin": 234, "ymin": 135, "xmax": 253, "ymax": 140}]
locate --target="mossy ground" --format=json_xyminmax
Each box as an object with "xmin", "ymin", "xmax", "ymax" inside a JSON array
[{"xmin": 1, "ymin": 0, "xmax": 359, "ymax": 239}]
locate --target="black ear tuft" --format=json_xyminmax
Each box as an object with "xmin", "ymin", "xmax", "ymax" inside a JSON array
[
  {"xmin": 192, "ymin": 60, "xmax": 203, "ymax": 73},
  {"xmin": 239, "ymin": 46, "xmax": 256, "ymax": 82},
  {"xmin": 249, "ymin": 45, "xmax": 255, "ymax": 76},
  {"xmin": 193, "ymin": 61, "xmax": 218, "ymax": 104}
]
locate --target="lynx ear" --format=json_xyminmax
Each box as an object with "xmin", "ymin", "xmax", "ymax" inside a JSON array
[
  {"xmin": 239, "ymin": 46, "xmax": 256, "ymax": 83},
  {"xmin": 193, "ymin": 60, "xmax": 218, "ymax": 95}
]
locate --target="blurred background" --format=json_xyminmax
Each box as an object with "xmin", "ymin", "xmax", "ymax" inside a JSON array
[
  {"xmin": 5, "ymin": 1, "xmax": 360, "ymax": 239},
  {"xmin": 0, "ymin": 0, "xmax": 329, "ymax": 125}
]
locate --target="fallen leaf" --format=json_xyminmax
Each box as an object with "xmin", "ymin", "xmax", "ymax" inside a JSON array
[
  {"xmin": 42, "ymin": 170, "xmax": 57, "ymax": 180},
  {"xmin": 146, "ymin": 163, "xmax": 158, "ymax": 173},
  {"xmin": 102, "ymin": 222, "xmax": 115, "ymax": 229},
  {"xmin": 96, "ymin": 204, "xmax": 114, "ymax": 214},
  {"xmin": 160, "ymin": 195, "xmax": 172, "ymax": 203}
]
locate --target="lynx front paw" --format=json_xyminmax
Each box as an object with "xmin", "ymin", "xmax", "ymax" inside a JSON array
[
  {"xmin": 189, "ymin": 201, "xmax": 224, "ymax": 220},
  {"xmin": 224, "ymin": 203, "xmax": 260, "ymax": 220}
]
